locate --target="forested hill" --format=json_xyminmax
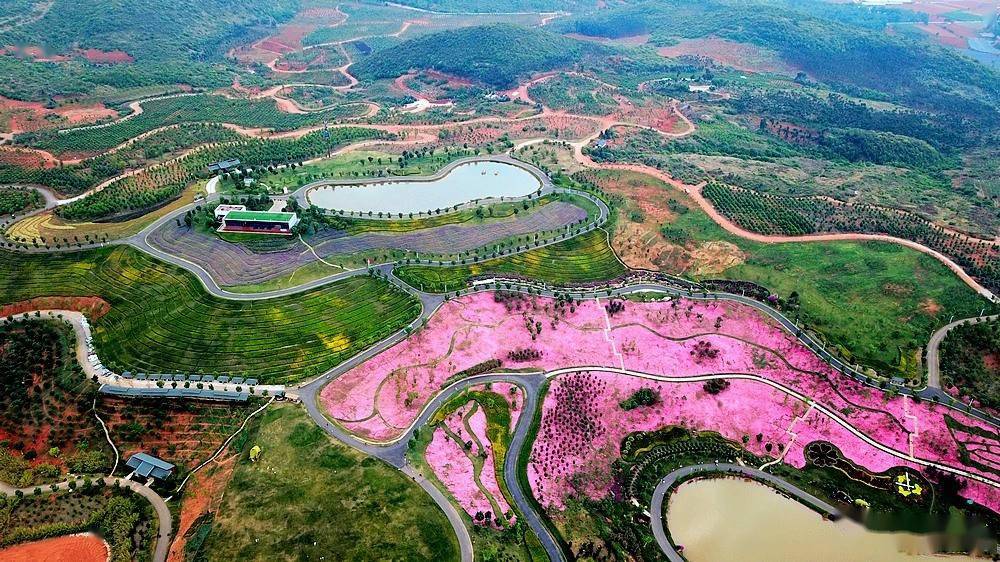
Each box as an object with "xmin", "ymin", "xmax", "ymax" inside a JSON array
[
  {"xmin": 0, "ymin": 0, "xmax": 300, "ymax": 100},
  {"xmin": 352, "ymin": 24, "xmax": 612, "ymax": 89},
  {"xmin": 558, "ymin": 0, "xmax": 1000, "ymax": 131}
]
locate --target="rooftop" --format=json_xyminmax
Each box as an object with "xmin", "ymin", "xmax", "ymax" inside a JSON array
[
  {"xmin": 224, "ymin": 210, "xmax": 297, "ymax": 223},
  {"xmin": 126, "ymin": 452, "xmax": 175, "ymax": 480}
]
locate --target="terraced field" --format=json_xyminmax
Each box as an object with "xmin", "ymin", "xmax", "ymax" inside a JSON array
[
  {"xmin": 394, "ymin": 229, "xmax": 626, "ymax": 292},
  {"xmin": 16, "ymin": 94, "xmax": 372, "ymax": 156},
  {"xmin": 147, "ymin": 201, "xmax": 588, "ymax": 287},
  {"xmin": 0, "ymin": 247, "xmax": 420, "ymax": 383}
]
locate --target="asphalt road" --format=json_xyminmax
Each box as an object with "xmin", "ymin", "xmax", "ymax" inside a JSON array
[
  {"xmin": 926, "ymin": 314, "xmax": 999, "ymax": 389},
  {"xmin": 648, "ymin": 463, "xmax": 842, "ymax": 561}
]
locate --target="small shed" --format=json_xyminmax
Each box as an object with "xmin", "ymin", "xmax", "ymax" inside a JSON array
[{"xmin": 126, "ymin": 453, "xmax": 175, "ymax": 481}]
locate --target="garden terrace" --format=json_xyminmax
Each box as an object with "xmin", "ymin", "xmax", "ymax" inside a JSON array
[
  {"xmin": 423, "ymin": 399, "xmax": 514, "ymax": 528},
  {"xmin": 394, "ymin": 229, "xmax": 627, "ymax": 292},
  {"xmin": 54, "ymin": 127, "xmax": 392, "ymax": 222},
  {"xmin": 320, "ymin": 292, "xmax": 1000, "ymax": 513},
  {"xmin": 15, "ymin": 94, "xmax": 372, "ymax": 156},
  {"xmin": 0, "ymin": 320, "xmax": 109, "ymax": 486},
  {"xmin": 703, "ymin": 182, "xmax": 1000, "ymax": 293},
  {"xmin": 0, "ymin": 124, "xmax": 242, "ymax": 196},
  {"xmin": 97, "ymin": 397, "xmax": 258, "ymax": 476},
  {"xmin": 0, "ymin": 246, "xmax": 420, "ymax": 384},
  {"xmin": 148, "ymin": 200, "xmax": 588, "ymax": 287}
]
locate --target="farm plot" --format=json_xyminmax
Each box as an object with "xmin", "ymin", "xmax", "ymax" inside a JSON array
[
  {"xmin": 0, "ymin": 246, "xmax": 420, "ymax": 384},
  {"xmin": 0, "ymin": 486, "xmax": 153, "ymax": 560},
  {"xmin": 0, "ymin": 187, "xmax": 42, "ymax": 215},
  {"xmin": 321, "ymin": 292, "xmax": 1000, "ymax": 514},
  {"xmin": 394, "ymin": 228, "xmax": 626, "ymax": 292},
  {"xmin": 0, "ymin": 124, "xmax": 242, "ymax": 197},
  {"xmin": 148, "ymin": 200, "xmax": 587, "ymax": 287},
  {"xmin": 15, "ymin": 94, "xmax": 371, "ymax": 156},
  {"xmin": 0, "ymin": 320, "xmax": 109, "ymax": 486},
  {"xmin": 51, "ymin": 127, "xmax": 390, "ymax": 223},
  {"xmin": 97, "ymin": 397, "xmax": 257, "ymax": 474},
  {"xmin": 527, "ymin": 74, "xmax": 617, "ymax": 116},
  {"xmin": 580, "ymin": 168, "xmax": 987, "ymax": 376},
  {"xmin": 703, "ymin": 182, "xmax": 1000, "ymax": 293}
]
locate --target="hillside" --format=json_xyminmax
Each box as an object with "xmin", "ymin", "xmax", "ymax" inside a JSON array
[
  {"xmin": 0, "ymin": 0, "xmax": 300, "ymax": 100},
  {"xmin": 559, "ymin": 0, "xmax": 1000, "ymax": 133},
  {"xmin": 352, "ymin": 24, "xmax": 611, "ymax": 89}
]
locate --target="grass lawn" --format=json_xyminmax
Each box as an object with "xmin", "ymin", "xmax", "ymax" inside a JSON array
[
  {"xmin": 0, "ymin": 246, "xmax": 420, "ymax": 384},
  {"xmin": 394, "ymin": 229, "xmax": 627, "ymax": 292},
  {"xmin": 5, "ymin": 183, "xmax": 205, "ymax": 246},
  {"xmin": 199, "ymin": 403, "xmax": 460, "ymax": 561},
  {"xmin": 583, "ymin": 167, "xmax": 989, "ymax": 376},
  {"xmin": 669, "ymin": 201, "xmax": 988, "ymax": 374}
]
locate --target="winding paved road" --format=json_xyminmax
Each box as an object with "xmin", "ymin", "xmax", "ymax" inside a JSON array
[
  {"xmin": 926, "ymin": 314, "xmax": 999, "ymax": 389},
  {"xmin": 649, "ymin": 463, "xmax": 842, "ymax": 561},
  {"xmin": 4, "ymin": 147, "xmax": 1000, "ymax": 560}
]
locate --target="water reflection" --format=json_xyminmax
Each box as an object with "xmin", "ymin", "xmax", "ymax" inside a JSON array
[
  {"xmin": 307, "ymin": 160, "xmax": 542, "ymax": 214},
  {"xmin": 666, "ymin": 478, "xmax": 982, "ymax": 562}
]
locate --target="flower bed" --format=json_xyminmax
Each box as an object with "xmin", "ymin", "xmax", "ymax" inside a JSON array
[
  {"xmin": 425, "ymin": 402, "xmax": 513, "ymax": 526},
  {"xmin": 320, "ymin": 292, "xmax": 1000, "ymax": 512}
]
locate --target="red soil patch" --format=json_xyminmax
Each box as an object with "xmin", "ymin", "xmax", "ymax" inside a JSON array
[
  {"xmin": 0, "ymin": 96, "xmax": 117, "ymax": 134},
  {"xmin": 78, "ymin": 48, "xmax": 134, "ymax": 64},
  {"xmin": 611, "ymin": 97, "xmax": 689, "ymax": 134},
  {"xmin": 0, "ymin": 147, "xmax": 56, "ymax": 169},
  {"xmin": 167, "ymin": 457, "xmax": 236, "ymax": 562},
  {"xmin": 982, "ymin": 352, "xmax": 1000, "ymax": 374},
  {"xmin": 916, "ymin": 23, "xmax": 974, "ymax": 49},
  {"xmin": 658, "ymin": 36, "xmax": 797, "ymax": 74},
  {"xmin": 919, "ymin": 298, "xmax": 942, "ymax": 316},
  {"xmin": 0, "ymin": 296, "xmax": 112, "ymax": 320},
  {"xmin": 1, "ymin": 45, "xmax": 72, "ymax": 62},
  {"xmin": 0, "ymin": 533, "xmax": 108, "ymax": 562}
]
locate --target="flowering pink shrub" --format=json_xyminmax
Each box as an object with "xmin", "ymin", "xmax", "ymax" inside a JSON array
[
  {"xmin": 529, "ymin": 371, "xmax": 1000, "ymax": 514},
  {"xmin": 320, "ymin": 292, "xmax": 1000, "ymax": 513},
  {"xmin": 424, "ymin": 402, "xmax": 513, "ymax": 526}
]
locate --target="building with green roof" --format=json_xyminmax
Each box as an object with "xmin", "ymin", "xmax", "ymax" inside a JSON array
[{"xmin": 219, "ymin": 209, "xmax": 300, "ymax": 235}]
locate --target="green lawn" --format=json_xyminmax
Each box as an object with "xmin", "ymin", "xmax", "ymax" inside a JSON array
[
  {"xmin": 395, "ymin": 229, "xmax": 627, "ymax": 292},
  {"xmin": 198, "ymin": 404, "xmax": 460, "ymax": 561},
  {"xmin": 0, "ymin": 246, "xmax": 420, "ymax": 384}
]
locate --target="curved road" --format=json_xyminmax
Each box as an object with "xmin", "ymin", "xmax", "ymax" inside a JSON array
[
  {"xmin": 649, "ymin": 463, "xmax": 842, "ymax": 561},
  {"xmin": 926, "ymin": 314, "xmax": 999, "ymax": 389}
]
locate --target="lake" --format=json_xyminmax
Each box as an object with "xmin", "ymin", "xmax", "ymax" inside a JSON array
[
  {"xmin": 666, "ymin": 477, "xmax": 978, "ymax": 562},
  {"xmin": 307, "ymin": 160, "xmax": 543, "ymax": 215}
]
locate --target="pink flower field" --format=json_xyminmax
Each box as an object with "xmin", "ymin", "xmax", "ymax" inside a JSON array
[
  {"xmin": 320, "ymin": 292, "xmax": 1000, "ymax": 512},
  {"xmin": 425, "ymin": 401, "xmax": 514, "ymax": 526},
  {"xmin": 528, "ymin": 371, "xmax": 1000, "ymax": 514}
]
